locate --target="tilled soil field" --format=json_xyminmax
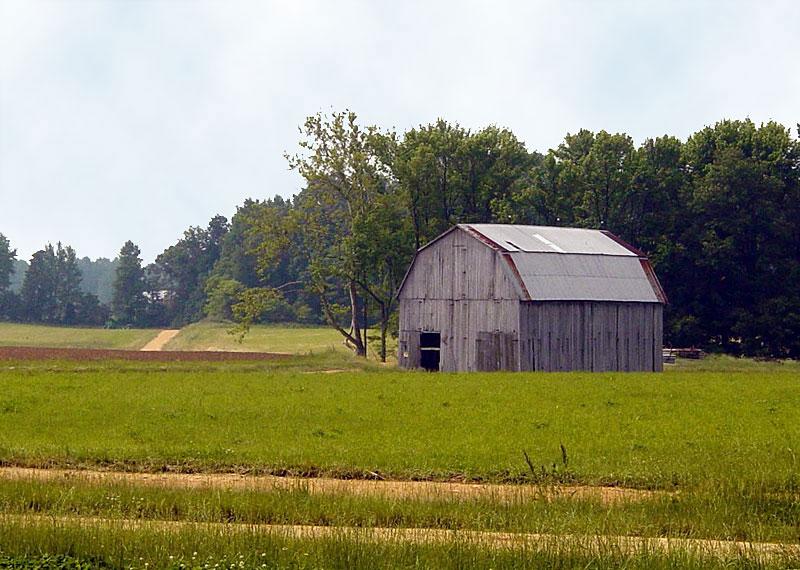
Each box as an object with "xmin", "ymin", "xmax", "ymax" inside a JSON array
[{"xmin": 0, "ymin": 346, "xmax": 290, "ymax": 362}]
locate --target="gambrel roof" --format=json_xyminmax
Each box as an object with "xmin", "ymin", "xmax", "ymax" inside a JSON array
[{"xmin": 399, "ymin": 224, "xmax": 667, "ymax": 303}]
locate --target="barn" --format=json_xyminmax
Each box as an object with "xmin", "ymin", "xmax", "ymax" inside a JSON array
[{"xmin": 397, "ymin": 224, "xmax": 667, "ymax": 372}]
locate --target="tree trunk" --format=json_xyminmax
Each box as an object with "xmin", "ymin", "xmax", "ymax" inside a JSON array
[
  {"xmin": 349, "ymin": 281, "xmax": 366, "ymax": 357},
  {"xmin": 379, "ymin": 303, "xmax": 388, "ymax": 363},
  {"xmin": 362, "ymin": 293, "xmax": 368, "ymax": 357}
]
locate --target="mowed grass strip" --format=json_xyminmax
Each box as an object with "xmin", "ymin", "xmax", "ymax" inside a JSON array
[
  {"xmin": 0, "ymin": 323, "xmax": 160, "ymax": 350},
  {"xmin": 163, "ymin": 322, "xmax": 348, "ymax": 354},
  {"xmin": 0, "ymin": 476, "xmax": 799, "ymax": 543},
  {"xmin": 1, "ymin": 364, "xmax": 800, "ymax": 487}
]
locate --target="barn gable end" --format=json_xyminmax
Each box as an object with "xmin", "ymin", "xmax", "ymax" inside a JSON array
[
  {"xmin": 398, "ymin": 227, "xmax": 522, "ymax": 372},
  {"xmin": 398, "ymin": 226, "xmax": 522, "ymax": 302}
]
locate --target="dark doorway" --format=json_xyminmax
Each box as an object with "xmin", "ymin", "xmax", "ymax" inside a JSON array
[{"xmin": 419, "ymin": 332, "xmax": 441, "ymax": 371}]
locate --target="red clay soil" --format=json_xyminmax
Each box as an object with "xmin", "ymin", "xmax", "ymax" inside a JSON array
[{"xmin": 0, "ymin": 346, "xmax": 291, "ymax": 362}]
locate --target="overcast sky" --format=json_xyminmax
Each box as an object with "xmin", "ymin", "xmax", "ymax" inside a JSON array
[{"xmin": 1, "ymin": 0, "xmax": 798, "ymax": 263}]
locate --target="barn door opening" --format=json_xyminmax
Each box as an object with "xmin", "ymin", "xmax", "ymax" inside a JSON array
[{"xmin": 419, "ymin": 332, "xmax": 441, "ymax": 372}]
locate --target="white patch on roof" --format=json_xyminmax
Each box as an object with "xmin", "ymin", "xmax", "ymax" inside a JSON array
[
  {"xmin": 532, "ymin": 233, "xmax": 566, "ymax": 253},
  {"xmin": 463, "ymin": 224, "xmax": 636, "ymax": 256}
]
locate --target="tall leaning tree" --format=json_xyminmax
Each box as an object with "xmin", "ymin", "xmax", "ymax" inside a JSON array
[{"xmin": 242, "ymin": 111, "xmax": 413, "ymax": 360}]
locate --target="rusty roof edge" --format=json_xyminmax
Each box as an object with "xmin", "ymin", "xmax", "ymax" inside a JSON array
[
  {"xmin": 640, "ymin": 258, "xmax": 668, "ymax": 304},
  {"xmin": 500, "ymin": 252, "xmax": 532, "ymax": 300},
  {"xmin": 458, "ymin": 223, "xmax": 504, "ymax": 251},
  {"xmin": 599, "ymin": 230, "xmax": 647, "ymax": 258}
]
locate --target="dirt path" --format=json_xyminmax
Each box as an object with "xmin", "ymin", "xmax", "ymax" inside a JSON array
[
  {"xmin": 140, "ymin": 329, "xmax": 181, "ymax": 351},
  {"xmin": 0, "ymin": 466, "xmax": 662, "ymax": 504},
  {"xmin": 3, "ymin": 514, "xmax": 798, "ymax": 560}
]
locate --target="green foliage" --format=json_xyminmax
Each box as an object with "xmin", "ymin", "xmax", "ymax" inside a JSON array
[
  {"xmin": 8, "ymin": 260, "xmax": 27, "ymax": 293},
  {"xmin": 393, "ymin": 121, "xmax": 534, "ymax": 247},
  {"xmin": 76, "ymin": 257, "xmax": 118, "ymax": 305},
  {"xmin": 0, "ymin": 234, "xmax": 15, "ymax": 293},
  {"xmin": 153, "ymin": 216, "xmax": 230, "ymax": 326},
  {"xmin": 279, "ymin": 110, "xmax": 415, "ymax": 359},
  {"xmin": 229, "ymin": 287, "xmax": 285, "ymax": 338},
  {"xmin": 111, "ymin": 241, "xmax": 147, "ymax": 327},
  {"xmin": 211, "ymin": 199, "xmax": 275, "ymax": 289},
  {"xmin": 19, "ymin": 243, "xmax": 104, "ymax": 326},
  {"xmin": 0, "ymin": 235, "xmax": 18, "ymax": 321},
  {"xmin": 202, "ymin": 275, "xmax": 245, "ymax": 321}
]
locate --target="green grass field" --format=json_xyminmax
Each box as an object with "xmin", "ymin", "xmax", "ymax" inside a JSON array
[
  {"xmin": 0, "ymin": 322, "xmax": 159, "ymax": 350},
  {"xmin": 0, "ymin": 321, "xmax": 359, "ymax": 356},
  {"xmin": 163, "ymin": 322, "xmax": 348, "ymax": 354},
  {"xmin": 1, "ymin": 360, "xmax": 799, "ymax": 488}
]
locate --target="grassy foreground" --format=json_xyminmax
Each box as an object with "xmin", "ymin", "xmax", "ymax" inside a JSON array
[
  {"xmin": 1, "ymin": 356, "xmax": 799, "ymax": 568},
  {"xmin": 1, "ymin": 475, "xmax": 799, "ymax": 542},
  {"xmin": 1, "ymin": 360, "xmax": 799, "ymax": 488},
  {"xmin": 0, "ymin": 323, "xmax": 159, "ymax": 350},
  {"xmin": 4, "ymin": 520, "xmax": 789, "ymax": 570}
]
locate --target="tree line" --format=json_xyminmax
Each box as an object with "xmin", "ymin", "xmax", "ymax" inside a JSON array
[
  {"xmin": 240, "ymin": 113, "xmax": 800, "ymax": 360},
  {"xmin": 1, "ymin": 114, "xmax": 798, "ymax": 358}
]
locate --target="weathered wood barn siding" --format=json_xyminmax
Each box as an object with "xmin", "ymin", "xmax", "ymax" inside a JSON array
[
  {"xmin": 398, "ymin": 228, "xmax": 521, "ymax": 372},
  {"xmin": 518, "ymin": 301, "xmax": 663, "ymax": 372},
  {"xmin": 398, "ymin": 224, "xmax": 666, "ymax": 373}
]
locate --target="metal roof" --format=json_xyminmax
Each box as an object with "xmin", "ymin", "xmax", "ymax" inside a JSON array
[
  {"xmin": 462, "ymin": 224, "xmax": 637, "ymax": 256},
  {"xmin": 459, "ymin": 224, "xmax": 666, "ymax": 303},
  {"xmin": 507, "ymin": 252, "xmax": 660, "ymax": 302}
]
